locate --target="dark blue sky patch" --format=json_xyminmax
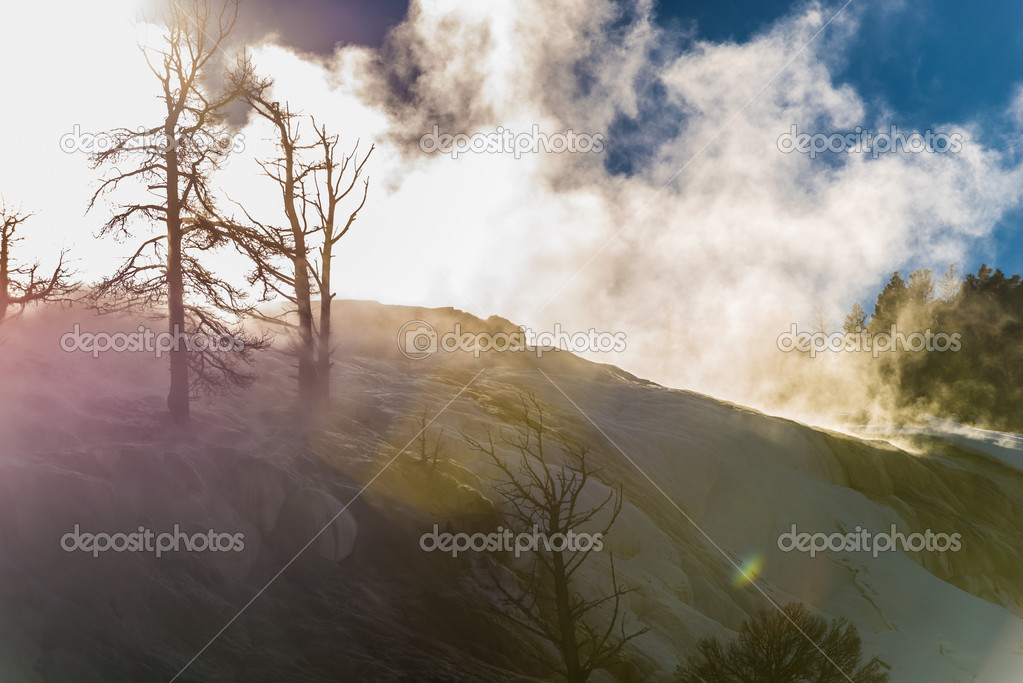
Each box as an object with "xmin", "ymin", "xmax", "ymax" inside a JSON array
[{"xmin": 603, "ymin": 78, "xmax": 689, "ymax": 177}]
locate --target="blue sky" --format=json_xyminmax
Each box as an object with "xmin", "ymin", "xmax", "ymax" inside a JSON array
[
  {"xmin": 7, "ymin": 0, "xmax": 1020, "ymax": 399},
  {"xmin": 249, "ymin": 0, "xmax": 1023, "ymax": 292},
  {"xmin": 251, "ymin": 0, "xmax": 1023, "ymax": 134},
  {"xmin": 648, "ymin": 0, "xmax": 1023, "ymax": 287}
]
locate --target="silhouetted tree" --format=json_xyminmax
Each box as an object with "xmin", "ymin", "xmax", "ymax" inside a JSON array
[
  {"xmin": 811, "ymin": 301, "xmax": 830, "ymax": 336},
  {"xmin": 675, "ymin": 602, "xmax": 889, "ymax": 683},
  {"xmin": 225, "ymin": 59, "xmax": 372, "ymax": 413},
  {"xmin": 462, "ymin": 394, "xmax": 647, "ymax": 683},
  {"xmin": 227, "ymin": 68, "xmax": 319, "ymax": 411},
  {"xmin": 0, "ymin": 204, "xmax": 76, "ymax": 324},
  {"xmin": 87, "ymin": 0, "xmax": 265, "ymax": 427},
  {"xmin": 842, "ymin": 302, "xmax": 866, "ymax": 334},
  {"xmin": 407, "ymin": 407, "xmax": 446, "ymax": 467},
  {"xmin": 937, "ymin": 263, "xmax": 961, "ymax": 302},
  {"xmin": 833, "ymin": 262, "xmax": 1023, "ymax": 429},
  {"xmin": 902, "ymin": 268, "xmax": 937, "ymax": 330},
  {"xmin": 307, "ymin": 123, "xmax": 372, "ymax": 403},
  {"xmin": 868, "ymin": 271, "xmax": 907, "ymax": 334},
  {"xmin": 906, "ymin": 268, "xmax": 935, "ymax": 306}
]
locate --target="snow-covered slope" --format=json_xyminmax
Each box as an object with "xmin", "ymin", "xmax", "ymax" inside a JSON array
[{"xmin": 0, "ymin": 301, "xmax": 1021, "ymax": 682}]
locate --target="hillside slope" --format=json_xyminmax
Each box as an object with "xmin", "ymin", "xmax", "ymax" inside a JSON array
[{"xmin": 0, "ymin": 301, "xmax": 1021, "ymax": 682}]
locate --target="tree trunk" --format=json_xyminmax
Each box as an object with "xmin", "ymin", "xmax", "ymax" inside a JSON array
[
  {"xmin": 316, "ymin": 240, "xmax": 333, "ymax": 404},
  {"xmin": 165, "ymin": 132, "xmax": 190, "ymax": 429},
  {"xmin": 265, "ymin": 109, "xmax": 319, "ymax": 415},
  {"xmin": 551, "ymin": 514, "xmax": 584, "ymax": 682},
  {"xmin": 292, "ymin": 230, "xmax": 317, "ymax": 411},
  {"xmin": 0, "ymin": 227, "xmax": 9, "ymax": 323}
]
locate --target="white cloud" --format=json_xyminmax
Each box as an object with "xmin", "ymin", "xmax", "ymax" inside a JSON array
[{"xmin": 5, "ymin": 0, "xmax": 1023, "ymax": 415}]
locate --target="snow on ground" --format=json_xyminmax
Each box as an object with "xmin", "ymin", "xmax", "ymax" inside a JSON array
[
  {"xmin": 852, "ymin": 418, "xmax": 1023, "ymax": 475},
  {"xmin": 0, "ymin": 301, "xmax": 1021, "ymax": 681}
]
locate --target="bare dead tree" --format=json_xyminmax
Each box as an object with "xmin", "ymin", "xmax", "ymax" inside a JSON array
[
  {"xmin": 224, "ymin": 58, "xmax": 372, "ymax": 412},
  {"xmin": 811, "ymin": 301, "xmax": 831, "ymax": 337},
  {"xmin": 938, "ymin": 263, "xmax": 962, "ymax": 302},
  {"xmin": 462, "ymin": 394, "xmax": 647, "ymax": 683},
  {"xmin": 307, "ymin": 122, "xmax": 372, "ymax": 403},
  {"xmin": 406, "ymin": 407, "xmax": 446, "ymax": 467},
  {"xmin": 225, "ymin": 60, "xmax": 319, "ymax": 411},
  {"xmin": 87, "ymin": 0, "xmax": 265, "ymax": 428},
  {"xmin": 0, "ymin": 202, "xmax": 77, "ymax": 324}
]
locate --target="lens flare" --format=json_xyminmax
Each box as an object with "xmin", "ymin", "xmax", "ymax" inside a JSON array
[{"xmin": 732, "ymin": 554, "xmax": 764, "ymax": 588}]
